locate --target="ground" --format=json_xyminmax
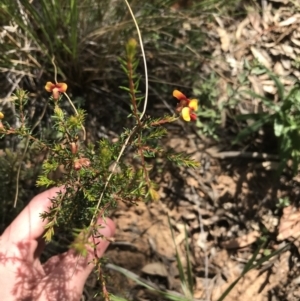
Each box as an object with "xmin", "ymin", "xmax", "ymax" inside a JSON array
[{"xmin": 100, "ymin": 131, "xmax": 300, "ymax": 301}]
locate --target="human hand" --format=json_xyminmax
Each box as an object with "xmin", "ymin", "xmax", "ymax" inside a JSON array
[{"xmin": 0, "ymin": 187, "xmax": 115, "ymax": 301}]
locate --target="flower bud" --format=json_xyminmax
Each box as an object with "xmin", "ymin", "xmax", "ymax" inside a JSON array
[
  {"xmin": 126, "ymin": 38, "xmax": 138, "ymax": 60},
  {"xmin": 70, "ymin": 142, "xmax": 78, "ymax": 154}
]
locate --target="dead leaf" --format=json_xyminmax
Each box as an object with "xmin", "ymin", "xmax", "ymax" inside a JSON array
[
  {"xmin": 273, "ymin": 61, "xmax": 287, "ymax": 76},
  {"xmin": 248, "ymin": 10, "xmax": 262, "ymax": 33},
  {"xmin": 277, "ymin": 206, "xmax": 300, "ymax": 241},
  {"xmin": 248, "ymin": 75, "xmax": 264, "ymax": 96},
  {"xmin": 174, "ymin": 223, "xmax": 186, "ymax": 246},
  {"xmin": 281, "ymin": 58, "xmax": 291, "ymax": 69},
  {"xmin": 278, "ymin": 15, "xmax": 300, "ymax": 26},
  {"xmin": 186, "ymin": 176, "xmax": 199, "ymax": 188},
  {"xmin": 221, "ymin": 230, "xmax": 260, "ymax": 249},
  {"xmin": 217, "ymin": 27, "xmax": 230, "ymax": 52},
  {"xmin": 268, "ymin": 251, "xmax": 290, "ymax": 289},
  {"xmin": 250, "ymin": 47, "xmax": 272, "ymax": 69},
  {"xmin": 291, "ymin": 37, "xmax": 300, "ymax": 47},
  {"xmin": 141, "ymin": 262, "xmax": 168, "ymax": 277},
  {"xmin": 197, "ymin": 232, "xmax": 208, "ymax": 250},
  {"xmin": 236, "ymin": 17, "xmax": 250, "ymax": 40},
  {"xmin": 262, "ymin": 84, "xmax": 276, "ymax": 94}
]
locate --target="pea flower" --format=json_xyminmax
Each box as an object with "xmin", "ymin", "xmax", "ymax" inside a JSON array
[
  {"xmin": 45, "ymin": 82, "xmax": 67, "ymax": 100},
  {"xmin": 173, "ymin": 90, "xmax": 198, "ymax": 122}
]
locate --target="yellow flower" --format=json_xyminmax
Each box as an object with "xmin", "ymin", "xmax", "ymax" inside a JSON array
[
  {"xmin": 45, "ymin": 82, "xmax": 67, "ymax": 100},
  {"xmin": 181, "ymin": 99, "xmax": 198, "ymax": 121},
  {"xmin": 173, "ymin": 90, "xmax": 198, "ymax": 122}
]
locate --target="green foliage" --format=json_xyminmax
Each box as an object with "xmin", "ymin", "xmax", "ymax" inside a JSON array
[
  {"xmin": 166, "ymin": 151, "xmax": 199, "ymax": 168},
  {"xmin": 233, "ymin": 64, "xmax": 300, "ymax": 173},
  {"xmin": 169, "ymin": 217, "xmax": 194, "ymax": 300},
  {"xmin": 193, "ymin": 73, "xmax": 226, "ymax": 139},
  {"xmin": 276, "ymin": 197, "xmax": 290, "ymax": 209}
]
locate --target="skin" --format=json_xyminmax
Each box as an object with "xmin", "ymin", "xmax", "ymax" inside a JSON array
[{"xmin": 0, "ymin": 187, "xmax": 115, "ymax": 301}]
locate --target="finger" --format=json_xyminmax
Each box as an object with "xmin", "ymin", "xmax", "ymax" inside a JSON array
[
  {"xmin": 44, "ymin": 218, "xmax": 115, "ymax": 295},
  {"xmin": 1, "ymin": 187, "xmax": 64, "ymax": 244}
]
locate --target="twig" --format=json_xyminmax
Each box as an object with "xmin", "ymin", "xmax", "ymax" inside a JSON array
[{"xmin": 206, "ymin": 150, "xmax": 279, "ymax": 160}]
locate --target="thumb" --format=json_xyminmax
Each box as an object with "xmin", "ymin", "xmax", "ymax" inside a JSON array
[{"xmin": 43, "ymin": 218, "xmax": 115, "ymax": 299}]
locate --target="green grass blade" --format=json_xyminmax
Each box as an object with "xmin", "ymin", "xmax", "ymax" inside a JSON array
[
  {"xmin": 168, "ymin": 214, "xmax": 187, "ymax": 286},
  {"xmin": 184, "ymin": 224, "xmax": 194, "ymax": 295},
  {"xmin": 106, "ymin": 263, "xmax": 194, "ymax": 301},
  {"xmin": 233, "ymin": 113, "xmax": 272, "ymax": 144},
  {"xmin": 110, "ymin": 295, "xmax": 128, "ymax": 301},
  {"xmin": 217, "ymin": 238, "xmax": 266, "ymax": 301},
  {"xmin": 265, "ymin": 69, "xmax": 285, "ymax": 100}
]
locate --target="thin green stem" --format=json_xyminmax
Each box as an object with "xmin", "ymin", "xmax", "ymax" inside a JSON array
[
  {"xmin": 127, "ymin": 58, "xmax": 141, "ymax": 126},
  {"xmin": 51, "ymin": 57, "xmax": 86, "ymax": 141},
  {"xmin": 63, "ymin": 92, "xmax": 86, "ymax": 141}
]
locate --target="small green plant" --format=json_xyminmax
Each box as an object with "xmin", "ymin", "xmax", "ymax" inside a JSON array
[
  {"xmin": 233, "ymin": 64, "xmax": 300, "ymax": 173},
  {"xmin": 193, "ymin": 72, "xmax": 239, "ymax": 140},
  {"xmin": 193, "ymin": 73, "xmax": 224, "ymax": 139},
  {"xmin": 276, "ymin": 197, "xmax": 290, "ymax": 209}
]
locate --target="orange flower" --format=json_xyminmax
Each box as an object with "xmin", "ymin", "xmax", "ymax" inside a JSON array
[
  {"xmin": 45, "ymin": 82, "xmax": 67, "ymax": 100},
  {"xmin": 173, "ymin": 90, "xmax": 198, "ymax": 122}
]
